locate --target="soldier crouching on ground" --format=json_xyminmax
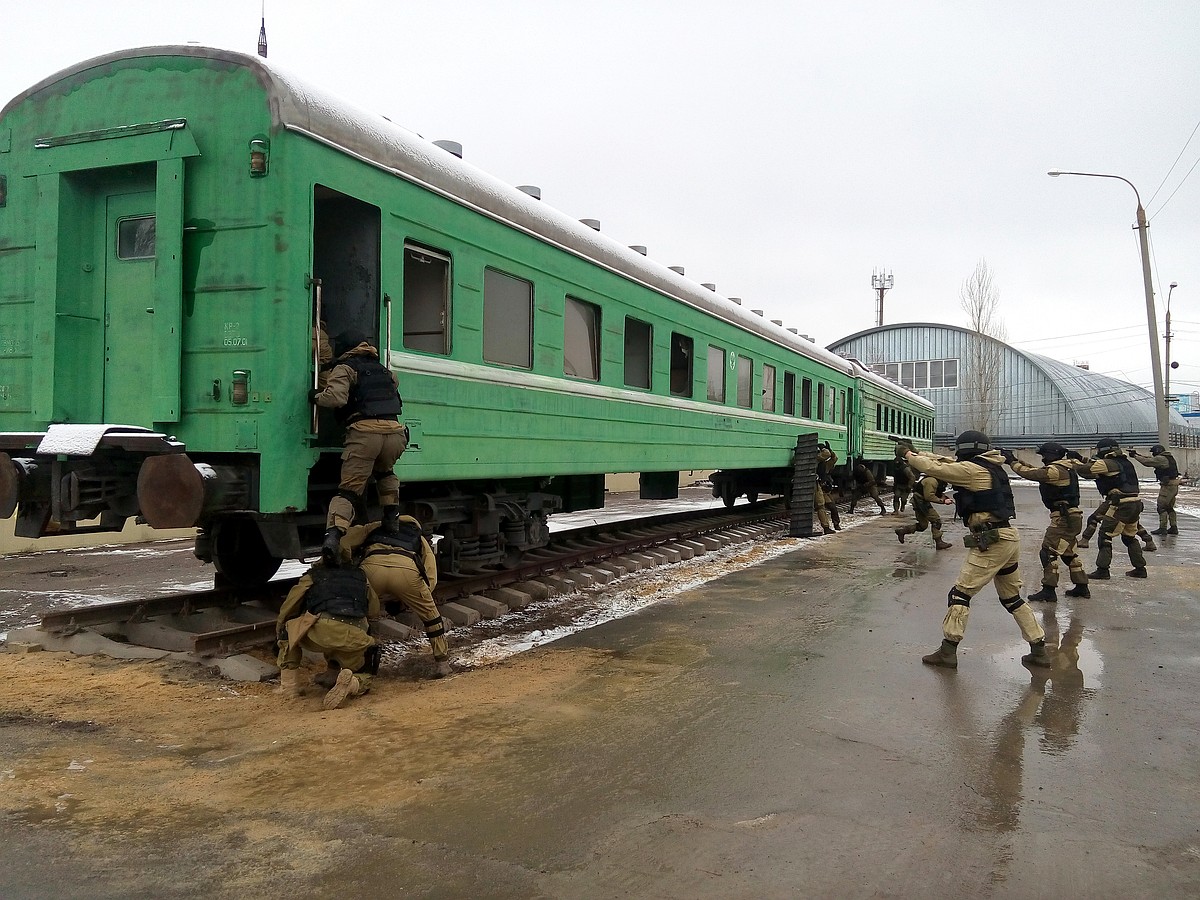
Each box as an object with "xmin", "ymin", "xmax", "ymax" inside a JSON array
[
  {"xmin": 276, "ymin": 557, "xmax": 381, "ymax": 709},
  {"xmin": 343, "ymin": 515, "xmax": 452, "ymax": 679},
  {"xmin": 1130, "ymin": 444, "xmax": 1183, "ymax": 536},
  {"xmin": 903, "ymin": 430, "xmax": 1050, "ymax": 671},
  {"xmin": 1000, "ymin": 442, "xmax": 1090, "ymax": 602},
  {"xmin": 1076, "ymin": 437, "xmax": 1147, "ymax": 580}
]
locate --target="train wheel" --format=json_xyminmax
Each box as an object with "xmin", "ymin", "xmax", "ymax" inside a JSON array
[
  {"xmin": 212, "ymin": 518, "xmax": 283, "ymax": 586},
  {"xmin": 720, "ymin": 483, "xmax": 738, "ymax": 508},
  {"xmin": 746, "ymin": 492, "xmax": 759, "ymax": 505}
]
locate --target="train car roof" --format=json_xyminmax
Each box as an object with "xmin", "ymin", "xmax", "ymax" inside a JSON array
[{"xmin": 5, "ymin": 45, "xmax": 929, "ymax": 410}]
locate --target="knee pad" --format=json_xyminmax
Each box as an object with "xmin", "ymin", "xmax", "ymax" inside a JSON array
[
  {"xmin": 1121, "ymin": 534, "xmax": 1138, "ymax": 548},
  {"xmin": 422, "ymin": 615, "xmax": 446, "ymax": 638},
  {"xmin": 997, "ymin": 562, "xmax": 1018, "ymax": 578},
  {"xmin": 336, "ymin": 487, "xmax": 360, "ymax": 505},
  {"xmin": 947, "ymin": 587, "xmax": 972, "ymax": 608},
  {"xmin": 1061, "ymin": 553, "xmax": 1077, "ymax": 565},
  {"xmin": 914, "ymin": 521, "xmax": 929, "ymax": 532},
  {"xmin": 1157, "ymin": 502, "xmax": 1169, "ymax": 515},
  {"xmin": 1038, "ymin": 547, "xmax": 1055, "ymax": 568},
  {"xmin": 1000, "ymin": 594, "xmax": 1025, "ymax": 613}
]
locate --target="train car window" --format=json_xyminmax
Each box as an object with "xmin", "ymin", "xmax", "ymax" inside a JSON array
[
  {"xmin": 564, "ymin": 296, "xmax": 601, "ymax": 381},
  {"xmin": 816, "ymin": 383, "xmax": 825, "ymax": 422},
  {"xmin": 802, "ymin": 377, "xmax": 813, "ymax": 418},
  {"xmin": 623, "ymin": 317, "xmax": 652, "ymax": 389},
  {"xmin": 707, "ymin": 346, "xmax": 726, "ymax": 402},
  {"xmin": 943, "ymin": 359, "xmax": 959, "ymax": 387},
  {"xmin": 117, "ymin": 216, "xmax": 156, "ymax": 259},
  {"xmin": 762, "ymin": 364, "xmax": 776, "ymax": 412},
  {"xmin": 670, "ymin": 333, "xmax": 693, "ymax": 397},
  {"xmin": 483, "ymin": 268, "xmax": 533, "ymax": 368},
  {"xmin": 839, "ymin": 389, "xmax": 846, "ymax": 424},
  {"xmin": 826, "ymin": 385, "xmax": 835, "ymax": 422},
  {"xmin": 736, "ymin": 356, "xmax": 753, "ymax": 408},
  {"xmin": 876, "ymin": 405, "xmax": 883, "ymax": 430},
  {"xmin": 403, "ymin": 244, "xmax": 450, "ymax": 355},
  {"xmin": 783, "ymin": 371, "xmax": 795, "ymax": 415}
]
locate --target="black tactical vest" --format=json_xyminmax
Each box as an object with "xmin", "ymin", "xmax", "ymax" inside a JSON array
[
  {"xmin": 305, "ymin": 566, "xmax": 370, "ymax": 618},
  {"xmin": 954, "ymin": 458, "xmax": 1017, "ymax": 522},
  {"xmin": 1095, "ymin": 456, "xmax": 1139, "ymax": 496},
  {"xmin": 1038, "ymin": 466, "xmax": 1080, "ymax": 510},
  {"xmin": 337, "ymin": 355, "xmax": 403, "ymax": 425},
  {"xmin": 1157, "ymin": 452, "xmax": 1180, "ymax": 482},
  {"xmin": 365, "ymin": 521, "xmax": 430, "ymax": 584}
]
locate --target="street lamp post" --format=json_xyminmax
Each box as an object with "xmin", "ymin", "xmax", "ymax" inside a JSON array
[
  {"xmin": 1047, "ymin": 169, "xmax": 1169, "ymax": 447},
  {"xmin": 1165, "ymin": 281, "xmax": 1178, "ymax": 407}
]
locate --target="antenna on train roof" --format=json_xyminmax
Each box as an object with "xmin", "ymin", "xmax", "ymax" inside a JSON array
[{"xmin": 257, "ymin": 2, "xmax": 268, "ymax": 58}]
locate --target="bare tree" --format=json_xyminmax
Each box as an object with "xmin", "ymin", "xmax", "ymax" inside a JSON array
[{"xmin": 959, "ymin": 259, "xmax": 1007, "ymax": 435}]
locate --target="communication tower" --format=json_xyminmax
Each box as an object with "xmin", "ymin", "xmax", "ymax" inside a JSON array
[{"xmin": 872, "ymin": 269, "xmax": 893, "ymax": 328}]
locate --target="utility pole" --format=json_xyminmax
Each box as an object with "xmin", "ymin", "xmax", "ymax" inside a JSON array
[{"xmin": 872, "ymin": 269, "xmax": 893, "ymax": 328}]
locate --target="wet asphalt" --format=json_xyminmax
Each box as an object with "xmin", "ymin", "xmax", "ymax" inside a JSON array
[{"xmin": 2, "ymin": 482, "xmax": 1199, "ymax": 897}]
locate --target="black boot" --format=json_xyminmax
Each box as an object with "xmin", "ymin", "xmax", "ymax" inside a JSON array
[
  {"xmin": 1167, "ymin": 527, "xmax": 1179, "ymax": 535},
  {"xmin": 922, "ymin": 639, "xmax": 958, "ymax": 668},
  {"xmin": 1022, "ymin": 639, "xmax": 1051, "ymax": 668},
  {"xmin": 829, "ymin": 506, "xmax": 841, "ymax": 530},
  {"xmin": 895, "ymin": 527, "xmax": 907, "ymax": 544},
  {"xmin": 321, "ymin": 527, "xmax": 345, "ymax": 566},
  {"xmin": 382, "ymin": 504, "xmax": 401, "ymax": 534},
  {"xmin": 313, "ymin": 663, "xmax": 341, "ymax": 690},
  {"xmin": 1151, "ymin": 528, "xmax": 1166, "ymax": 535},
  {"xmin": 1088, "ymin": 568, "xmax": 1110, "ymax": 580},
  {"xmin": 1064, "ymin": 584, "xmax": 1090, "ymax": 598},
  {"xmin": 1027, "ymin": 586, "xmax": 1057, "ymax": 602},
  {"xmin": 1125, "ymin": 567, "xmax": 1148, "ymax": 579}
]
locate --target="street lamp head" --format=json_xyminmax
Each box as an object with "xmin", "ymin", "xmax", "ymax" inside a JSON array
[
  {"xmin": 1047, "ymin": 169, "xmax": 1064, "ymax": 177},
  {"xmin": 1169, "ymin": 281, "xmax": 1178, "ymax": 289}
]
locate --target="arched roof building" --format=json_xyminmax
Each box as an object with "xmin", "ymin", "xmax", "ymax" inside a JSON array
[{"xmin": 828, "ymin": 323, "xmax": 1196, "ymax": 449}]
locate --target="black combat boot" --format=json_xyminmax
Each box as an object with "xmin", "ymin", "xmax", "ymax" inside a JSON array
[
  {"xmin": 382, "ymin": 504, "xmax": 401, "ymax": 534},
  {"xmin": 1167, "ymin": 527, "xmax": 1179, "ymax": 535},
  {"xmin": 1022, "ymin": 639, "xmax": 1051, "ymax": 668},
  {"xmin": 1151, "ymin": 528, "xmax": 1166, "ymax": 535},
  {"xmin": 1065, "ymin": 584, "xmax": 1090, "ymax": 598},
  {"xmin": 829, "ymin": 506, "xmax": 842, "ymax": 530},
  {"xmin": 895, "ymin": 527, "xmax": 908, "ymax": 544},
  {"xmin": 321, "ymin": 526, "xmax": 345, "ymax": 566},
  {"xmin": 1125, "ymin": 567, "xmax": 1147, "ymax": 579},
  {"xmin": 934, "ymin": 538, "xmax": 953, "ymax": 550},
  {"xmin": 1088, "ymin": 568, "xmax": 1110, "ymax": 580},
  {"xmin": 1027, "ymin": 586, "xmax": 1057, "ymax": 602},
  {"xmin": 921, "ymin": 639, "xmax": 959, "ymax": 668}
]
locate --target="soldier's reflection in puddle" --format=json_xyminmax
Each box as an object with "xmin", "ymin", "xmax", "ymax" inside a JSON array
[{"xmin": 978, "ymin": 608, "xmax": 1089, "ymax": 834}]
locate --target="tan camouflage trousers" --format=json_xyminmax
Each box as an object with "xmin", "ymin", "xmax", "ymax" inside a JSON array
[{"xmin": 1039, "ymin": 509, "xmax": 1087, "ymax": 588}]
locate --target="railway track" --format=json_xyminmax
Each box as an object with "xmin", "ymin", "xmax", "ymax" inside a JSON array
[{"xmin": 31, "ymin": 502, "xmax": 794, "ymax": 665}]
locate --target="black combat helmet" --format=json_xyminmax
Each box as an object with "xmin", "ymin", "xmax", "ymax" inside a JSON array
[
  {"xmin": 1096, "ymin": 436, "xmax": 1120, "ymax": 457},
  {"xmin": 1150, "ymin": 444, "xmax": 1166, "ymax": 455},
  {"xmin": 954, "ymin": 430, "xmax": 990, "ymax": 459},
  {"xmin": 1036, "ymin": 441, "xmax": 1068, "ymax": 462}
]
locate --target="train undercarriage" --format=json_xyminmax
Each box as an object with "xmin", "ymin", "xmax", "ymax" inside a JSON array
[{"xmin": 1, "ymin": 426, "xmax": 789, "ymax": 586}]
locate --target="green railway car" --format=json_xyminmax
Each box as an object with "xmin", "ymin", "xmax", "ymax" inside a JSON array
[{"xmin": 0, "ymin": 46, "xmax": 933, "ymax": 582}]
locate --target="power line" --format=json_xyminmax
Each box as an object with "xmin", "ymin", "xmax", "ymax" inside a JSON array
[{"xmin": 1147, "ymin": 115, "xmax": 1200, "ymax": 211}]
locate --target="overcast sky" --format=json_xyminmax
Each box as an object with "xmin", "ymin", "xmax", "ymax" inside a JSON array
[{"xmin": 5, "ymin": 2, "xmax": 1198, "ymax": 398}]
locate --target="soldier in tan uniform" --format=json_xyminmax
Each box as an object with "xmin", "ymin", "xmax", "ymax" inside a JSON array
[
  {"xmin": 848, "ymin": 458, "xmax": 887, "ymax": 515},
  {"xmin": 894, "ymin": 471, "xmax": 953, "ymax": 549},
  {"xmin": 276, "ymin": 558, "xmax": 381, "ymax": 709},
  {"xmin": 344, "ymin": 516, "xmax": 452, "ymax": 678},
  {"xmin": 1076, "ymin": 437, "xmax": 1147, "ymax": 579},
  {"xmin": 310, "ymin": 333, "xmax": 408, "ymax": 564},
  {"xmin": 1001, "ymin": 442, "xmax": 1089, "ymax": 602},
  {"xmin": 903, "ymin": 430, "xmax": 1050, "ymax": 670},
  {"xmin": 1130, "ymin": 444, "xmax": 1182, "ymax": 536},
  {"xmin": 815, "ymin": 443, "xmax": 841, "ymax": 532},
  {"xmin": 892, "ymin": 459, "xmax": 915, "ymax": 515},
  {"xmin": 1077, "ymin": 498, "xmax": 1156, "ymax": 553}
]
